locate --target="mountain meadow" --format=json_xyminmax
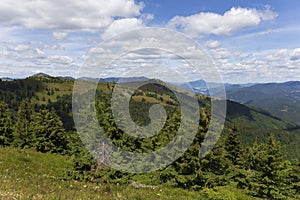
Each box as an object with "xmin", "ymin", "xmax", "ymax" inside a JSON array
[{"xmin": 0, "ymin": 74, "xmax": 299, "ymax": 199}]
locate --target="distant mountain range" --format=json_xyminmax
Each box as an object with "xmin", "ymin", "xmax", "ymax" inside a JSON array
[
  {"xmin": 169, "ymin": 78, "xmax": 300, "ymax": 125},
  {"xmin": 171, "ymin": 80, "xmax": 257, "ymax": 96},
  {"xmin": 1, "ymin": 73, "xmax": 150, "ymax": 83},
  {"xmin": 79, "ymin": 76, "xmax": 149, "ymax": 83},
  {"xmin": 0, "ymin": 77, "xmax": 14, "ymax": 81},
  {"xmin": 1, "ymin": 73, "xmax": 299, "ymax": 125},
  {"xmin": 225, "ymin": 81, "xmax": 300, "ymax": 125}
]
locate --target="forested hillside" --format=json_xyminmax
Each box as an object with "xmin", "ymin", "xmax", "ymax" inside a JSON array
[
  {"xmin": 225, "ymin": 81, "xmax": 300, "ymax": 125},
  {"xmin": 0, "ymin": 75, "xmax": 299, "ymax": 199}
]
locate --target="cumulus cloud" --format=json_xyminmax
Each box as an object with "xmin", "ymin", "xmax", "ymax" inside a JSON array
[
  {"xmin": 101, "ymin": 18, "xmax": 144, "ymax": 40},
  {"xmin": 204, "ymin": 40, "xmax": 221, "ymax": 49},
  {"xmin": 290, "ymin": 48, "xmax": 300, "ymax": 61},
  {"xmin": 6, "ymin": 44, "xmax": 30, "ymax": 52},
  {"xmin": 0, "ymin": 41, "xmax": 80, "ymax": 77},
  {"xmin": 0, "ymin": 0, "xmax": 144, "ymax": 31},
  {"xmin": 53, "ymin": 32, "xmax": 69, "ymax": 41},
  {"xmin": 266, "ymin": 49, "xmax": 288, "ymax": 62},
  {"xmin": 168, "ymin": 6, "xmax": 278, "ymax": 37},
  {"xmin": 80, "ymin": 28, "xmax": 224, "ymax": 83},
  {"xmin": 211, "ymin": 47, "xmax": 300, "ymax": 83}
]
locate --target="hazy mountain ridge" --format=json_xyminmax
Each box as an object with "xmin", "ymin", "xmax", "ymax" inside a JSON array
[
  {"xmin": 172, "ymin": 78, "xmax": 300, "ymax": 125},
  {"xmin": 225, "ymin": 81, "xmax": 300, "ymax": 124}
]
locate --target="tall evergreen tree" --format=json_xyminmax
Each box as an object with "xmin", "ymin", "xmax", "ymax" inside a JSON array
[
  {"xmin": 290, "ymin": 160, "xmax": 300, "ymax": 196},
  {"xmin": 0, "ymin": 101, "xmax": 14, "ymax": 146},
  {"xmin": 13, "ymin": 99, "xmax": 34, "ymax": 148},
  {"xmin": 200, "ymin": 138, "xmax": 232, "ymax": 187},
  {"xmin": 248, "ymin": 135, "xmax": 294, "ymax": 199},
  {"xmin": 224, "ymin": 127, "xmax": 244, "ymax": 166},
  {"xmin": 31, "ymin": 109, "xmax": 68, "ymax": 154}
]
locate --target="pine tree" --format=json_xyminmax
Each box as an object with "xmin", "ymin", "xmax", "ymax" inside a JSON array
[
  {"xmin": 290, "ymin": 160, "xmax": 300, "ymax": 196},
  {"xmin": 248, "ymin": 135, "xmax": 294, "ymax": 199},
  {"xmin": 200, "ymin": 138, "xmax": 232, "ymax": 187},
  {"xmin": 0, "ymin": 101, "xmax": 14, "ymax": 146},
  {"xmin": 224, "ymin": 127, "xmax": 244, "ymax": 166},
  {"xmin": 13, "ymin": 99, "xmax": 34, "ymax": 148},
  {"xmin": 223, "ymin": 127, "xmax": 250, "ymax": 189},
  {"xmin": 31, "ymin": 109, "xmax": 68, "ymax": 154}
]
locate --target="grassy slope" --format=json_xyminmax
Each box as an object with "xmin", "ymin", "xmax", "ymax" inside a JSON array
[{"xmin": 0, "ymin": 147, "xmax": 257, "ymax": 200}]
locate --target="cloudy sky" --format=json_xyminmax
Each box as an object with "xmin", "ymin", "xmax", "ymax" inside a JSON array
[{"xmin": 0, "ymin": 0, "xmax": 299, "ymax": 83}]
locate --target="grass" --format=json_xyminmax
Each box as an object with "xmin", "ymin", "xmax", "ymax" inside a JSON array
[
  {"xmin": 33, "ymin": 81, "xmax": 74, "ymax": 105},
  {"xmin": 0, "ymin": 147, "xmax": 201, "ymax": 199},
  {"xmin": 0, "ymin": 147, "xmax": 263, "ymax": 200}
]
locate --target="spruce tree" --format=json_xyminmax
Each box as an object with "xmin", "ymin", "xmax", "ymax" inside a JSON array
[
  {"xmin": 13, "ymin": 99, "xmax": 34, "ymax": 148},
  {"xmin": 31, "ymin": 109, "xmax": 68, "ymax": 154},
  {"xmin": 200, "ymin": 138, "xmax": 232, "ymax": 187},
  {"xmin": 0, "ymin": 101, "xmax": 14, "ymax": 146},
  {"xmin": 224, "ymin": 127, "xmax": 244, "ymax": 166},
  {"xmin": 248, "ymin": 135, "xmax": 294, "ymax": 199},
  {"xmin": 290, "ymin": 160, "xmax": 300, "ymax": 196}
]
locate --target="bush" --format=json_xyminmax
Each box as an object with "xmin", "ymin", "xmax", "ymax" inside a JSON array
[{"xmin": 199, "ymin": 187, "xmax": 237, "ymax": 200}]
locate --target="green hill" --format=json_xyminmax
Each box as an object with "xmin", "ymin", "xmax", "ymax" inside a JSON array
[
  {"xmin": 0, "ymin": 75, "xmax": 299, "ymax": 158},
  {"xmin": 0, "ymin": 75, "xmax": 300, "ymax": 199},
  {"xmin": 226, "ymin": 81, "xmax": 300, "ymax": 125}
]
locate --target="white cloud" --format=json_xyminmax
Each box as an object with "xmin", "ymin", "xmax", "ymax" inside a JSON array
[
  {"xmin": 290, "ymin": 48, "xmax": 300, "ymax": 61},
  {"xmin": 0, "ymin": 0, "xmax": 144, "ymax": 31},
  {"xmin": 101, "ymin": 18, "xmax": 144, "ymax": 40},
  {"xmin": 6, "ymin": 44, "xmax": 29, "ymax": 51},
  {"xmin": 196, "ymin": 44, "xmax": 300, "ymax": 83},
  {"xmin": 0, "ymin": 41, "xmax": 80, "ymax": 78},
  {"xmin": 140, "ymin": 13, "xmax": 154, "ymax": 21},
  {"xmin": 205, "ymin": 40, "xmax": 221, "ymax": 49},
  {"xmin": 53, "ymin": 32, "xmax": 69, "ymax": 41},
  {"xmin": 79, "ymin": 28, "xmax": 222, "ymax": 82},
  {"xmin": 266, "ymin": 49, "xmax": 288, "ymax": 62},
  {"xmin": 168, "ymin": 6, "xmax": 278, "ymax": 38},
  {"xmin": 208, "ymin": 47, "xmax": 241, "ymax": 62},
  {"xmin": 34, "ymin": 48, "xmax": 46, "ymax": 58}
]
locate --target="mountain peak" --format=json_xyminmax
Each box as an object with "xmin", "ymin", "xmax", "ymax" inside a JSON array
[
  {"xmin": 31, "ymin": 72, "xmax": 51, "ymax": 77},
  {"xmin": 0, "ymin": 77, "xmax": 14, "ymax": 81}
]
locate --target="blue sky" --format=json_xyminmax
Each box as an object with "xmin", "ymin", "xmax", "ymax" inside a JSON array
[{"xmin": 0, "ymin": 0, "xmax": 299, "ymax": 83}]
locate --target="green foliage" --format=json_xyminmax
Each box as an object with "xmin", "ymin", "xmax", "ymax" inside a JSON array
[
  {"xmin": 47, "ymin": 94, "xmax": 74, "ymax": 131},
  {"xmin": 31, "ymin": 109, "xmax": 69, "ymax": 154},
  {"xmin": 224, "ymin": 126, "xmax": 244, "ymax": 166},
  {"xmin": 290, "ymin": 160, "xmax": 300, "ymax": 195},
  {"xmin": 244, "ymin": 135, "xmax": 296, "ymax": 199},
  {"xmin": 199, "ymin": 185, "xmax": 256, "ymax": 200},
  {"xmin": 68, "ymin": 149, "xmax": 95, "ymax": 180},
  {"xmin": 9, "ymin": 98, "xmax": 72, "ymax": 155},
  {"xmin": 0, "ymin": 75, "xmax": 300, "ymax": 199},
  {"xmin": 13, "ymin": 99, "xmax": 34, "ymax": 148},
  {"xmin": 0, "ymin": 101, "xmax": 14, "ymax": 146},
  {"xmin": 0, "ymin": 76, "xmax": 299, "ymax": 158},
  {"xmin": 200, "ymin": 187, "xmax": 238, "ymax": 200}
]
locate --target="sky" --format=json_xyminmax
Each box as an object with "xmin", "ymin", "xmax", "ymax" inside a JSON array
[{"xmin": 0, "ymin": 0, "xmax": 300, "ymax": 83}]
